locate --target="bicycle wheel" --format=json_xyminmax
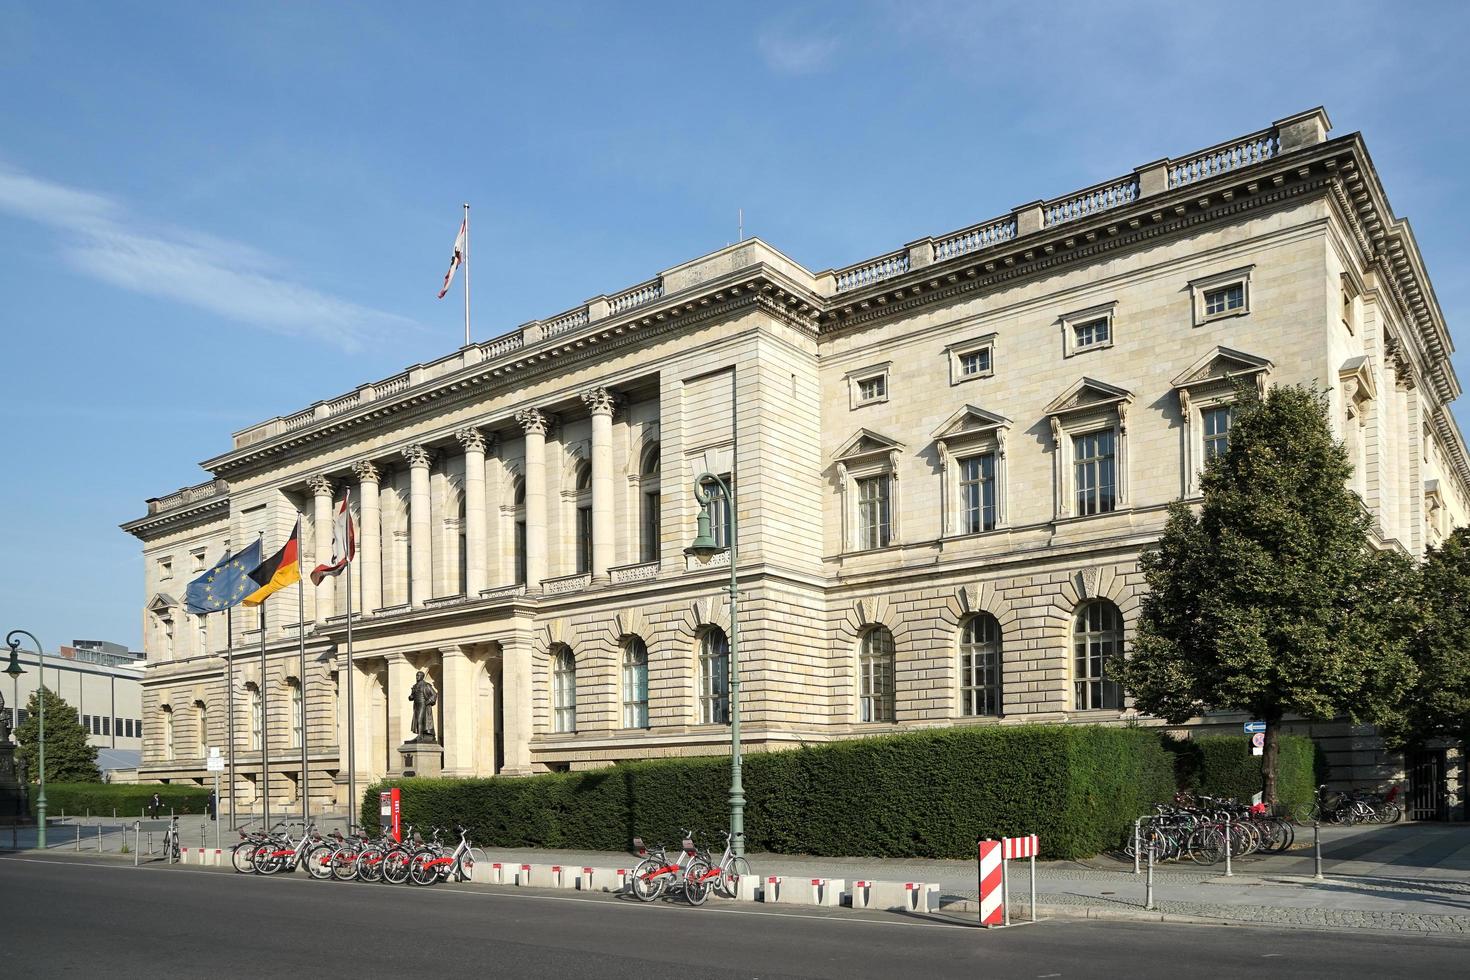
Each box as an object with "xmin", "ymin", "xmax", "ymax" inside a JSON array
[
  {"xmin": 331, "ymin": 845, "xmax": 360, "ymax": 881},
  {"xmin": 305, "ymin": 843, "xmax": 335, "ymax": 880},
  {"xmin": 457, "ymin": 848, "xmax": 482, "ymax": 883},
  {"xmin": 1291, "ymin": 803, "xmax": 1318, "ymax": 826},
  {"xmin": 630, "ymin": 858, "xmax": 664, "ymax": 902},
  {"xmin": 1383, "ymin": 803, "xmax": 1403, "ymax": 825},
  {"xmin": 169, "ymin": 839, "xmax": 181, "ymax": 864},
  {"xmin": 253, "ymin": 845, "xmax": 283, "ymax": 875},
  {"xmin": 356, "ymin": 846, "xmax": 385, "ymax": 883},
  {"xmin": 684, "ymin": 860, "xmax": 712, "ymax": 906},
  {"xmin": 409, "ymin": 849, "xmax": 440, "ymax": 886},
  {"xmin": 1190, "ymin": 827, "xmax": 1224, "ymax": 866},
  {"xmin": 231, "ymin": 842, "xmax": 260, "ymax": 874},
  {"xmin": 717, "ymin": 857, "xmax": 752, "ymax": 899},
  {"xmin": 382, "ymin": 847, "xmax": 412, "ymax": 885}
]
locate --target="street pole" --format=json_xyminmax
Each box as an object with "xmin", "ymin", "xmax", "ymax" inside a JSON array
[
  {"xmin": 298, "ymin": 576, "xmax": 308, "ymax": 828},
  {"xmin": 259, "ymin": 603, "xmax": 269, "ymax": 832},
  {"xmin": 345, "ymin": 557, "xmax": 357, "ymax": 831},
  {"xmin": 6, "ymin": 630, "xmax": 46, "ymax": 848},
  {"xmin": 225, "ymin": 604, "xmax": 236, "ymax": 830}
]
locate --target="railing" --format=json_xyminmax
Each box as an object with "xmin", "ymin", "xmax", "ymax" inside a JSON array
[
  {"xmin": 608, "ymin": 278, "xmax": 663, "ymax": 316},
  {"xmin": 542, "ymin": 306, "xmax": 590, "ymax": 338},
  {"xmin": 933, "ymin": 217, "xmax": 1018, "ymax": 262},
  {"xmin": 324, "ymin": 391, "xmax": 361, "ymax": 417},
  {"xmin": 834, "ymin": 250, "xmax": 910, "ymax": 293},
  {"xmin": 609, "ymin": 560, "xmax": 659, "ymax": 584},
  {"xmin": 422, "ymin": 594, "xmax": 469, "ymax": 609},
  {"xmin": 149, "ymin": 480, "xmax": 228, "ymax": 514},
  {"xmin": 376, "ymin": 374, "xmax": 410, "ymax": 398},
  {"xmin": 481, "ymin": 330, "xmax": 525, "ymax": 358},
  {"xmin": 542, "ymin": 572, "xmax": 591, "ymax": 595},
  {"xmin": 282, "ymin": 408, "xmax": 316, "ymax": 432},
  {"xmin": 1169, "ymin": 130, "xmax": 1279, "ymax": 189},
  {"xmin": 480, "ymin": 583, "xmax": 527, "ymax": 601},
  {"xmin": 1044, "ymin": 176, "xmax": 1140, "ymax": 227}
]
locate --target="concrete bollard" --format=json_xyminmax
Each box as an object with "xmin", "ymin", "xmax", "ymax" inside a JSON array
[
  {"xmin": 97, "ymin": 826, "xmax": 102, "ymax": 853},
  {"xmin": 1314, "ymin": 821, "xmax": 1324, "ymax": 880},
  {"xmin": 76, "ymin": 825, "xmax": 80, "ymax": 851},
  {"xmin": 1145, "ymin": 842, "xmax": 1155, "ymax": 911},
  {"xmin": 811, "ymin": 878, "xmax": 845, "ymax": 907},
  {"xmin": 734, "ymin": 873, "xmax": 759, "ymax": 902},
  {"xmin": 760, "ymin": 876, "xmax": 782, "ymax": 903},
  {"xmin": 579, "ymin": 867, "xmax": 624, "ymax": 892},
  {"xmin": 549, "ymin": 865, "xmax": 576, "ymax": 889},
  {"xmin": 212, "ymin": 849, "xmax": 223, "ymax": 867},
  {"xmin": 1224, "ymin": 814, "xmax": 1233, "ymax": 877},
  {"xmin": 515, "ymin": 863, "xmax": 540, "ymax": 887}
]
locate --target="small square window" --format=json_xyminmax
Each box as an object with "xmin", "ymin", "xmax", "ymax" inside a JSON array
[
  {"xmin": 945, "ymin": 333, "xmax": 997, "ymax": 385},
  {"xmin": 1060, "ymin": 303, "xmax": 1116, "ymax": 357},
  {"xmin": 191, "ymin": 548, "xmax": 207, "ymax": 572},
  {"xmin": 1204, "ymin": 284, "xmax": 1244, "ymax": 317},
  {"xmin": 847, "ymin": 363, "xmax": 892, "ymax": 408},
  {"xmin": 1190, "ymin": 266, "xmax": 1252, "ymax": 325},
  {"xmin": 157, "ymin": 557, "xmax": 173, "ymax": 581},
  {"xmin": 858, "ymin": 375, "xmax": 886, "ymax": 402},
  {"xmin": 1073, "ymin": 318, "xmax": 1110, "ymax": 349}
]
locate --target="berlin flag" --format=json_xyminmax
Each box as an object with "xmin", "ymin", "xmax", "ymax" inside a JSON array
[
  {"xmin": 310, "ymin": 491, "xmax": 357, "ymax": 585},
  {"xmin": 437, "ymin": 217, "xmax": 467, "ymax": 299}
]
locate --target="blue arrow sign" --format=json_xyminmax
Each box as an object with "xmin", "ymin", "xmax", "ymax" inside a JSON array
[{"xmin": 1243, "ymin": 721, "xmax": 1266, "ymax": 734}]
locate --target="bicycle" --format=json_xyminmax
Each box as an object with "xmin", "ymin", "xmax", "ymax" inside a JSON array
[
  {"xmin": 704, "ymin": 830, "xmax": 753, "ymax": 899},
  {"xmin": 162, "ymin": 816, "xmax": 182, "ymax": 864},
  {"xmin": 629, "ymin": 832, "xmax": 712, "ymax": 905}
]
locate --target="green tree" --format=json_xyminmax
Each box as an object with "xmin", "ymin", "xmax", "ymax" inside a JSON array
[
  {"xmin": 15, "ymin": 687, "xmax": 101, "ymax": 783},
  {"xmin": 1381, "ymin": 528, "xmax": 1470, "ymax": 748},
  {"xmin": 1113, "ymin": 383, "xmax": 1419, "ymax": 802}
]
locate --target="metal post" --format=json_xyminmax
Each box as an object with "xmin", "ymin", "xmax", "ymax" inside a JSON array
[
  {"xmin": 1313, "ymin": 820, "xmax": 1323, "ymax": 880},
  {"xmin": 1224, "ymin": 813, "xmax": 1233, "ymax": 877},
  {"xmin": 345, "ymin": 555, "xmax": 357, "ymax": 840},
  {"xmin": 214, "ymin": 770, "xmax": 221, "ymax": 854},
  {"xmin": 1029, "ymin": 853, "xmax": 1037, "ymax": 923},
  {"xmin": 1133, "ymin": 817, "xmax": 1142, "ymax": 874},
  {"xmin": 726, "ymin": 369, "xmax": 743, "ymax": 859},
  {"xmin": 226, "ymin": 603, "xmax": 237, "ymax": 831},
  {"xmin": 1145, "ymin": 842, "xmax": 1155, "ymax": 910},
  {"xmin": 1001, "ymin": 855, "xmax": 1010, "ymax": 926},
  {"xmin": 75, "ymin": 824, "xmax": 80, "ymax": 851},
  {"xmin": 298, "ymin": 575, "xmax": 308, "ymax": 828},
  {"xmin": 134, "ymin": 822, "xmax": 140, "ymax": 867},
  {"xmin": 96, "ymin": 825, "xmax": 101, "ymax": 853}
]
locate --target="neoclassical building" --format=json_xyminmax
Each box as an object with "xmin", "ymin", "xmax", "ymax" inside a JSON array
[{"xmin": 125, "ymin": 108, "xmax": 1470, "ymax": 812}]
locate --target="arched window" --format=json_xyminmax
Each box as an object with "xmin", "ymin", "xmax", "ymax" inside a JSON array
[
  {"xmin": 640, "ymin": 443, "xmax": 661, "ymax": 563},
  {"xmin": 959, "ymin": 615, "xmax": 1002, "ymax": 717},
  {"xmin": 551, "ymin": 646, "xmax": 577, "ymax": 733},
  {"xmin": 288, "ymin": 678, "xmax": 303, "ymax": 748},
  {"xmin": 162, "ymin": 705, "xmax": 175, "ymax": 759},
  {"xmin": 699, "ymin": 628, "xmax": 730, "ymax": 725},
  {"xmin": 574, "ymin": 462, "xmax": 592, "ymax": 574},
  {"xmin": 622, "ymin": 637, "xmax": 650, "ymax": 729},
  {"xmin": 701, "ymin": 474, "xmax": 733, "ymax": 549},
  {"xmin": 1073, "ymin": 600, "xmax": 1124, "ymax": 710},
  {"xmin": 859, "ymin": 627, "xmax": 896, "ymax": 723},
  {"xmin": 246, "ymin": 683, "xmax": 262, "ymax": 750},
  {"xmin": 513, "ymin": 477, "xmax": 527, "ymax": 585},
  {"xmin": 194, "ymin": 699, "xmax": 208, "ymax": 757}
]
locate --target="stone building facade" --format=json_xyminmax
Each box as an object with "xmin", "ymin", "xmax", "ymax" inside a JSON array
[{"xmin": 124, "ymin": 108, "xmax": 1470, "ymax": 812}]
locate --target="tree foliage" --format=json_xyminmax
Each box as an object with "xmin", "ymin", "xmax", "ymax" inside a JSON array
[
  {"xmin": 1382, "ymin": 527, "xmax": 1470, "ymax": 747},
  {"xmin": 15, "ymin": 686, "xmax": 102, "ymax": 784},
  {"xmin": 1113, "ymin": 383, "xmax": 1419, "ymax": 801}
]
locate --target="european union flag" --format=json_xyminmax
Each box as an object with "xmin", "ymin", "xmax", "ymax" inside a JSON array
[{"xmin": 185, "ymin": 540, "xmax": 263, "ymax": 615}]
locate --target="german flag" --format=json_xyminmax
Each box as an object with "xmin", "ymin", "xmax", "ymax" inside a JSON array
[{"xmin": 242, "ymin": 518, "xmax": 301, "ymax": 606}]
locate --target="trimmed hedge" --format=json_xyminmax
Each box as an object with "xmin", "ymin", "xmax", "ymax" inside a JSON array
[
  {"xmin": 362, "ymin": 724, "xmax": 1176, "ymax": 860},
  {"xmin": 33, "ymin": 783, "xmax": 212, "ymax": 818},
  {"xmin": 1182, "ymin": 735, "xmax": 1326, "ymax": 809}
]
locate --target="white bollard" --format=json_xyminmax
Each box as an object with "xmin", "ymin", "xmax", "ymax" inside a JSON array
[
  {"xmin": 734, "ymin": 872, "xmax": 760, "ymax": 902},
  {"xmin": 760, "ymin": 876, "xmax": 782, "ymax": 903},
  {"xmin": 550, "ymin": 865, "xmax": 576, "ymax": 889},
  {"xmin": 516, "ymin": 863, "xmax": 539, "ymax": 887},
  {"xmin": 579, "ymin": 867, "xmax": 623, "ymax": 892},
  {"xmin": 812, "ymin": 878, "xmax": 844, "ymax": 907}
]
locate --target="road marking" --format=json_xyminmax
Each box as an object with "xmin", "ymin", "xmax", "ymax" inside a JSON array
[{"xmin": 0, "ymin": 854, "xmax": 1056, "ymax": 933}]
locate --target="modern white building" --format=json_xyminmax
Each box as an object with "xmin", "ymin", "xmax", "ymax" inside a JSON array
[
  {"xmin": 124, "ymin": 108, "xmax": 1470, "ymax": 816},
  {"xmin": 6, "ymin": 641, "xmax": 144, "ymax": 775}
]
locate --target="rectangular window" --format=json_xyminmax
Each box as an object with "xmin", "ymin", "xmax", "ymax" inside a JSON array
[
  {"xmin": 958, "ymin": 454, "xmax": 997, "ymax": 534},
  {"xmin": 575, "ymin": 505, "xmax": 593, "ymax": 574},
  {"xmin": 17, "ymin": 709, "xmax": 28, "ymax": 726},
  {"xmin": 157, "ymin": 557, "xmax": 173, "ymax": 581},
  {"xmin": 514, "ymin": 521, "xmax": 527, "ymax": 584},
  {"xmin": 82, "ymin": 714, "xmax": 91, "ymax": 733},
  {"xmin": 191, "ymin": 547, "xmax": 207, "ymax": 572},
  {"xmin": 857, "ymin": 375, "xmax": 886, "ymax": 403},
  {"xmin": 702, "ymin": 475, "xmax": 733, "ymax": 548},
  {"xmin": 1204, "ymin": 283, "xmax": 1245, "ymax": 317},
  {"xmin": 856, "ymin": 475, "xmax": 892, "ymax": 550},
  {"xmin": 1202, "ymin": 405, "xmax": 1233, "ymax": 461},
  {"xmin": 960, "ymin": 348, "xmax": 991, "ymax": 377},
  {"xmin": 123, "ymin": 718, "xmax": 133, "ymax": 738},
  {"xmin": 1073, "ymin": 430, "xmax": 1117, "ymax": 516},
  {"xmin": 1073, "ymin": 317, "xmax": 1110, "ymax": 350},
  {"xmin": 102, "ymin": 716, "xmax": 111, "ymax": 736},
  {"xmin": 640, "ymin": 491, "xmax": 660, "ymax": 563}
]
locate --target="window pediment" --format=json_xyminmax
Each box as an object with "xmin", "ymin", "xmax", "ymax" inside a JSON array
[
  {"xmin": 1339, "ymin": 355, "xmax": 1377, "ymax": 408},
  {"xmin": 931, "ymin": 405, "xmax": 1011, "ymax": 444},
  {"xmin": 1171, "ymin": 346, "xmax": 1273, "ymax": 392},
  {"xmin": 834, "ymin": 428, "xmax": 905, "ymax": 466},
  {"xmin": 147, "ymin": 593, "xmax": 178, "ymax": 614},
  {"xmin": 1044, "ymin": 378, "xmax": 1133, "ymax": 420}
]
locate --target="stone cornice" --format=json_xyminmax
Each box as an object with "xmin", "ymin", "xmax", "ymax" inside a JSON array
[{"xmin": 121, "ymin": 493, "xmax": 229, "ymax": 540}]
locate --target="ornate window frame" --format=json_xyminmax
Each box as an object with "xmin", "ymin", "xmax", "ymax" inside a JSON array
[
  {"xmin": 846, "ymin": 362, "xmax": 892, "ymax": 409},
  {"xmin": 857, "ymin": 626, "xmax": 896, "ymax": 724},
  {"xmin": 933, "ymin": 406, "xmax": 1010, "ymax": 537},
  {"xmin": 1045, "ymin": 378, "xmax": 1133, "ymax": 521},
  {"xmin": 958, "ymin": 613, "xmax": 1003, "ymax": 718},
  {"xmin": 1189, "ymin": 265, "xmax": 1254, "ymax": 327},
  {"xmin": 945, "ymin": 333, "xmax": 997, "ymax": 386},
  {"xmin": 621, "ymin": 636, "xmax": 650, "ymax": 730},
  {"xmin": 833, "ymin": 429, "xmax": 904, "ymax": 552},
  {"xmin": 1060, "ymin": 302, "xmax": 1117, "ymax": 357},
  {"xmin": 551, "ymin": 645, "xmax": 577, "ymax": 734},
  {"xmin": 1339, "ymin": 355, "xmax": 1377, "ymax": 500},
  {"xmin": 1171, "ymin": 347, "xmax": 1272, "ymax": 497},
  {"xmin": 697, "ymin": 627, "xmax": 730, "ymax": 725}
]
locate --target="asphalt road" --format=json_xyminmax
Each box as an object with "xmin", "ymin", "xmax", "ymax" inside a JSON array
[{"xmin": 2, "ymin": 854, "xmax": 1465, "ymax": 979}]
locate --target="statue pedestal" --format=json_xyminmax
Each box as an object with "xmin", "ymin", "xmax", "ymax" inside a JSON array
[
  {"xmin": 396, "ymin": 740, "xmax": 443, "ymax": 779},
  {"xmin": 0, "ymin": 742, "xmax": 28, "ymax": 826}
]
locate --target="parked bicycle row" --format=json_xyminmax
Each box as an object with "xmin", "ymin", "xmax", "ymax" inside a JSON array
[
  {"xmin": 629, "ymin": 829, "xmax": 753, "ymax": 906},
  {"xmin": 230, "ymin": 821, "xmax": 479, "ymax": 885},
  {"xmin": 1123, "ymin": 794, "xmax": 1295, "ymax": 866},
  {"xmin": 1294, "ymin": 784, "xmax": 1404, "ymax": 825}
]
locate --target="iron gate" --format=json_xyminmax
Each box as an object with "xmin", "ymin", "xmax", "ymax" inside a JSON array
[{"xmin": 1408, "ymin": 749, "xmax": 1447, "ymax": 821}]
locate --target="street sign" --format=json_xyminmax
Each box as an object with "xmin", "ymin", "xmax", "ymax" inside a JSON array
[
  {"xmin": 1251, "ymin": 732, "xmax": 1266, "ymax": 749},
  {"xmin": 1243, "ymin": 721, "xmax": 1266, "ymax": 734},
  {"xmin": 1252, "ymin": 745, "xmax": 1264, "ymax": 757},
  {"xmin": 206, "ymin": 755, "xmax": 225, "ymax": 772}
]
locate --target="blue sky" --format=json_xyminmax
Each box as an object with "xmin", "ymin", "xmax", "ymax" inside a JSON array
[{"xmin": 2, "ymin": 1, "xmax": 1468, "ymax": 652}]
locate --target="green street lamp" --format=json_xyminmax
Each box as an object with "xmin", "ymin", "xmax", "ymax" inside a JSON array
[
  {"xmin": 6, "ymin": 630, "xmax": 45, "ymax": 849},
  {"xmin": 686, "ymin": 470, "xmax": 744, "ymax": 858}
]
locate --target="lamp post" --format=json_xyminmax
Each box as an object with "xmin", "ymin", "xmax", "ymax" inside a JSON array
[
  {"xmin": 686, "ymin": 456, "xmax": 743, "ymax": 857},
  {"xmin": 6, "ymin": 630, "xmax": 45, "ymax": 849}
]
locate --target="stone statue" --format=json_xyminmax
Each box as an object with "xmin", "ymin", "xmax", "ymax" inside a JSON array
[
  {"xmin": 408, "ymin": 671, "xmax": 437, "ymax": 742},
  {"xmin": 0, "ymin": 688, "xmax": 9, "ymax": 744}
]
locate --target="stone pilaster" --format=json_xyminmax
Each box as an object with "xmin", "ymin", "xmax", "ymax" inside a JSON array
[
  {"xmin": 352, "ymin": 460, "xmax": 382, "ymax": 615},
  {"xmin": 581, "ymin": 387, "xmax": 617, "ymax": 582},
  {"xmin": 515, "ymin": 409, "xmax": 553, "ymax": 591},
  {"xmin": 439, "ymin": 645, "xmax": 476, "ymax": 776},
  {"xmin": 307, "ymin": 474, "xmax": 335, "ymax": 623},
  {"xmin": 456, "ymin": 428, "xmax": 489, "ymax": 596},
  {"xmin": 402, "ymin": 445, "xmax": 434, "ymax": 606},
  {"xmin": 386, "ymin": 654, "xmax": 416, "ymax": 749},
  {"xmin": 498, "ymin": 634, "xmax": 534, "ymax": 776}
]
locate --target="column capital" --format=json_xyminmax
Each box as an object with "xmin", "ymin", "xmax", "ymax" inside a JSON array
[
  {"xmin": 402, "ymin": 444, "xmax": 435, "ymax": 469},
  {"xmin": 306, "ymin": 474, "xmax": 334, "ymax": 498},
  {"xmin": 455, "ymin": 427, "xmax": 489, "ymax": 454},
  {"xmin": 352, "ymin": 459, "xmax": 381, "ymax": 484},
  {"xmin": 515, "ymin": 408, "xmax": 554, "ymax": 436},
  {"xmin": 580, "ymin": 386, "xmax": 618, "ymax": 417}
]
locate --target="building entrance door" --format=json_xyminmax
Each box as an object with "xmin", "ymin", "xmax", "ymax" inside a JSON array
[{"xmin": 1408, "ymin": 749, "xmax": 1447, "ymax": 821}]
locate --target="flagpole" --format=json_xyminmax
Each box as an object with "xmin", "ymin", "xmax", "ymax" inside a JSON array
[
  {"xmin": 345, "ymin": 548, "xmax": 356, "ymax": 833},
  {"xmin": 225, "ymin": 603, "xmax": 236, "ymax": 830},
  {"xmin": 259, "ymin": 599, "xmax": 269, "ymax": 834},
  {"xmin": 298, "ymin": 569, "xmax": 308, "ymax": 828},
  {"xmin": 463, "ymin": 202, "xmax": 471, "ymax": 347}
]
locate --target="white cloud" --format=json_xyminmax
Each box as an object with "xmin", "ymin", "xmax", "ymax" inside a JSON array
[
  {"xmin": 0, "ymin": 164, "xmax": 418, "ymax": 350},
  {"xmin": 757, "ymin": 31, "xmax": 840, "ymax": 75}
]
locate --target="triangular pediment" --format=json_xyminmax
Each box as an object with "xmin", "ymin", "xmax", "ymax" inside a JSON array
[
  {"xmin": 1172, "ymin": 346, "xmax": 1273, "ymax": 389},
  {"xmin": 146, "ymin": 592, "xmax": 178, "ymax": 613},
  {"xmin": 1339, "ymin": 355, "xmax": 1377, "ymax": 401},
  {"xmin": 834, "ymin": 428, "xmax": 904, "ymax": 463},
  {"xmin": 1044, "ymin": 378, "xmax": 1132, "ymax": 418},
  {"xmin": 931, "ymin": 405, "xmax": 1012, "ymax": 441}
]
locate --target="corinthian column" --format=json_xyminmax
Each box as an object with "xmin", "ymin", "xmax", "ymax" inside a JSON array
[
  {"xmin": 514, "ymin": 409, "xmax": 552, "ymax": 591},
  {"xmin": 307, "ymin": 474, "xmax": 335, "ymax": 623},
  {"xmin": 402, "ymin": 445, "xmax": 435, "ymax": 606},
  {"xmin": 352, "ymin": 460, "xmax": 382, "ymax": 615},
  {"xmin": 581, "ymin": 387, "xmax": 617, "ymax": 582},
  {"xmin": 456, "ymin": 428, "xmax": 489, "ymax": 597}
]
